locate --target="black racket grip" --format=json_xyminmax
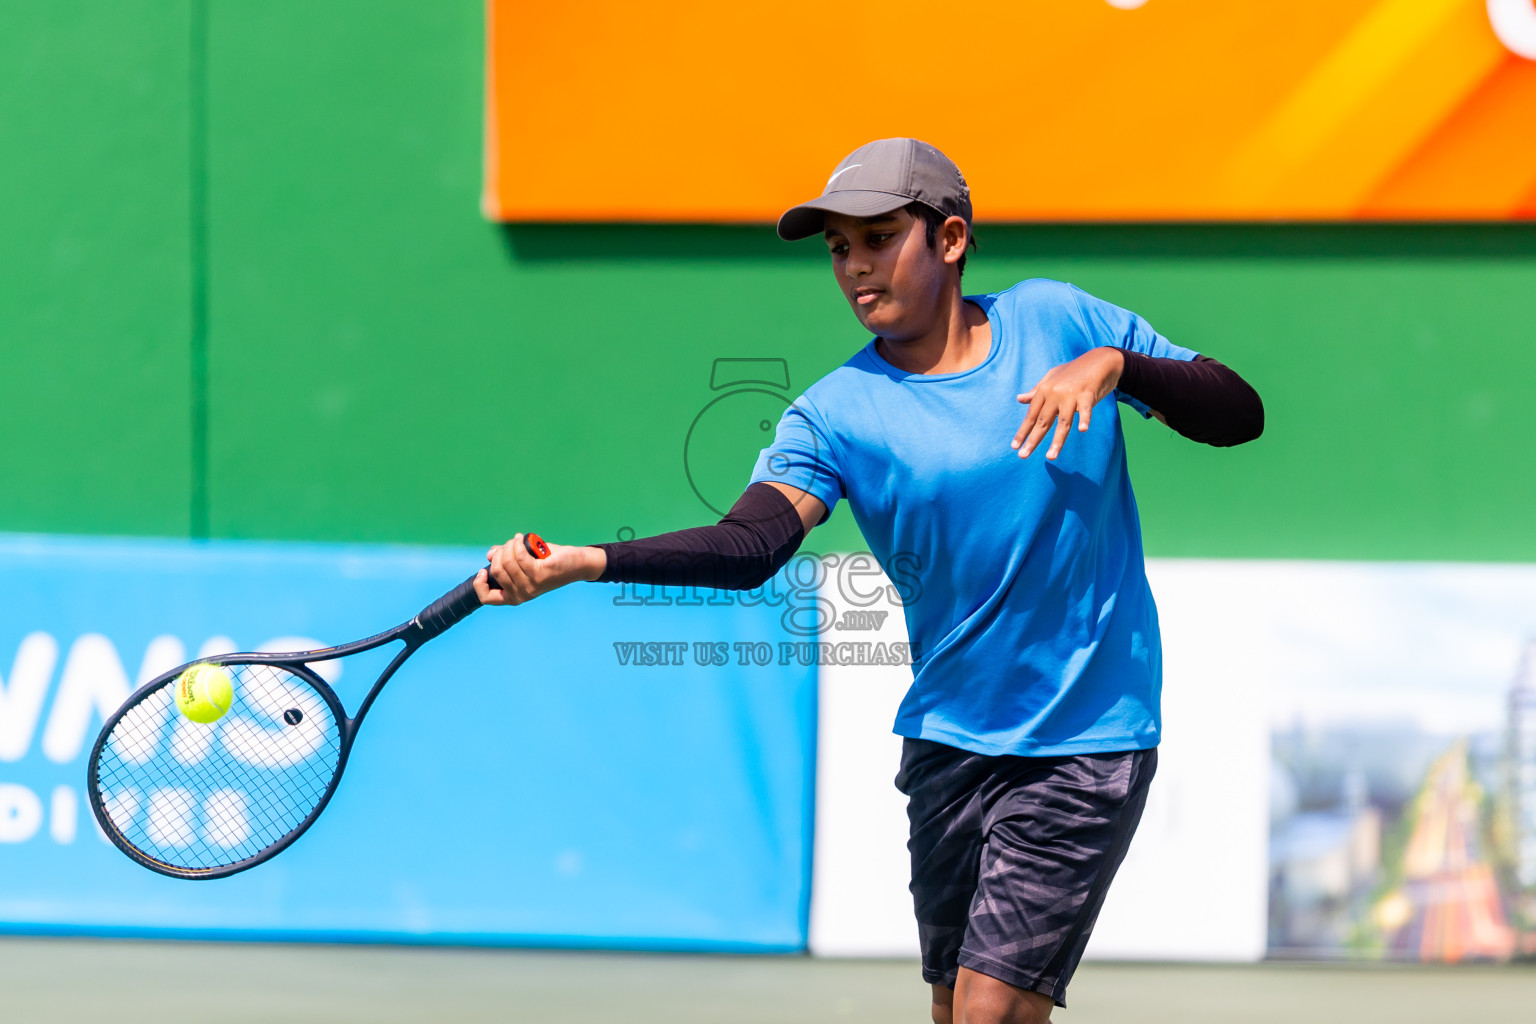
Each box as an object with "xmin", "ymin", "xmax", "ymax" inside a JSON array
[{"xmin": 412, "ymin": 533, "xmax": 550, "ymax": 641}]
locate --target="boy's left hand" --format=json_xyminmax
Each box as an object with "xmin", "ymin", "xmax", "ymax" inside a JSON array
[{"xmin": 1012, "ymin": 347, "xmax": 1125, "ymax": 461}]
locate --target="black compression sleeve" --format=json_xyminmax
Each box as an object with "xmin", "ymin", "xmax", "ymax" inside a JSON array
[
  {"xmin": 594, "ymin": 482, "xmax": 806, "ymax": 591},
  {"xmin": 1116, "ymin": 351, "xmax": 1264, "ymax": 447}
]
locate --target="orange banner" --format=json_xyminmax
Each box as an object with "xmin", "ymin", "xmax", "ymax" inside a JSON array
[{"xmin": 484, "ymin": 0, "xmax": 1536, "ymax": 221}]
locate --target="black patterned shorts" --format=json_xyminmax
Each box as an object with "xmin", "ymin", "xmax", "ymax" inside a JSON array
[{"xmin": 896, "ymin": 738, "xmax": 1157, "ymax": 1007}]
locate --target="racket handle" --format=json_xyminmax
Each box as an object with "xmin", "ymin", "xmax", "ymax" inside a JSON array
[{"xmin": 412, "ymin": 533, "xmax": 551, "ymax": 641}]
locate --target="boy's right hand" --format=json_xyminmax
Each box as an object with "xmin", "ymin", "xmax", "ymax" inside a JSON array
[{"xmin": 477, "ymin": 535, "xmax": 606, "ymax": 606}]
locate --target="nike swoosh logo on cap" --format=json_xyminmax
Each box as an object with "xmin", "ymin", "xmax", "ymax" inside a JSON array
[{"xmin": 824, "ymin": 164, "xmax": 862, "ymax": 188}]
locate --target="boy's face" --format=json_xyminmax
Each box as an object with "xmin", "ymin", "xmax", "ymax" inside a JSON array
[{"xmin": 823, "ymin": 209, "xmax": 950, "ymax": 341}]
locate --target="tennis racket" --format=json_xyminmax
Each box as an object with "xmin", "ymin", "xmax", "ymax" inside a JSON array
[{"xmin": 85, "ymin": 533, "xmax": 551, "ymax": 880}]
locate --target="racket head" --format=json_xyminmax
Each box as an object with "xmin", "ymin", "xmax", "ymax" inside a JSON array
[{"xmin": 87, "ymin": 658, "xmax": 351, "ymax": 880}]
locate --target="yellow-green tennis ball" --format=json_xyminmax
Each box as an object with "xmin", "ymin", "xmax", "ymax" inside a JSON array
[{"xmin": 174, "ymin": 664, "xmax": 235, "ymax": 724}]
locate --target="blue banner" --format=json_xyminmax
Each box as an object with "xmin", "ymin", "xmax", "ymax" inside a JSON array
[{"xmin": 0, "ymin": 535, "xmax": 815, "ymax": 949}]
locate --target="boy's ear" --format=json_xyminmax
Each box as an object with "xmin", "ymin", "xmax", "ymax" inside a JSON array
[{"xmin": 941, "ymin": 216, "xmax": 969, "ymax": 266}]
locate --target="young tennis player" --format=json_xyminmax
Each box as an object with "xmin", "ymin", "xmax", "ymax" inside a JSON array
[{"xmin": 477, "ymin": 138, "xmax": 1263, "ymax": 1024}]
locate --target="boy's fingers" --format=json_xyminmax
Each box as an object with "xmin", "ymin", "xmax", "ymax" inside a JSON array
[
  {"xmin": 1016, "ymin": 414, "xmax": 1040, "ymax": 454},
  {"xmin": 1012, "ymin": 408, "xmax": 1039, "ymax": 449},
  {"xmin": 1045, "ymin": 412, "xmax": 1074, "ymax": 460},
  {"xmin": 1078, "ymin": 396, "xmax": 1094, "ymax": 432},
  {"xmin": 1015, "ymin": 377, "xmax": 1058, "ymax": 443},
  {"xmin": 492, "ymin": 541, "xmax": 522, "ymax": 580},
  {"xmin": 511, "ymin": 532, "xmax": 539, "ymax": 571},
  {"xmin": 487, "ymin": 548, "xmax": 509, "ymax": 591},
  {"xmin": 474, "ymin": 568, "xmax": 506, "ymax": 606},
  {"xmin": 1020, "ymin": 403, "xmax": 1058, "ymax": 458},
  {"xmin": 1013, "ymin": 392, "xmax": 1047, "ymax": 448},
  {"xmin": 504, "ymin": 535, "xmax": 539, "ymax": 591},
  {"xmin": 490, "ymin": 547, "xmax": 526, "ymax": 604}
]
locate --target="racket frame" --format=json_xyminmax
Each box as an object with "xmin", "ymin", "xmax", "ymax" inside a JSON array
[{"xmin": 86, "ymin": 537, "xmax": 546, "ymax": 880}]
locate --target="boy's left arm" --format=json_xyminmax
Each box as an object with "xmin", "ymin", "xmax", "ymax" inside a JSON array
[
  {"xmin": 1012, "ymin": 348, "xmax": 1264, "ymax": 459},
  {"xmin": 1114, "ymin": 351, "xmax": 1264, "ymax": 447}
]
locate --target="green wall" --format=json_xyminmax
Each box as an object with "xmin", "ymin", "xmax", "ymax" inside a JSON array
[
  {"xmin": 0, "ymin": 3, "xmax": 192, "ymax": 537},
  {"xmin": 4, "ymin": 2, "xmax": 1534, "ymax": 560}
]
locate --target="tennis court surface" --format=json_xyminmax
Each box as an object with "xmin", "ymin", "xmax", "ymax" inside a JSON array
[{"xmin": 5, "ymin": 937, "xmax": 1535, "ymax": 1023}]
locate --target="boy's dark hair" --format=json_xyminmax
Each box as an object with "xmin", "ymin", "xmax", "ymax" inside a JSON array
[{"xmin": 905, "ymin": 202, "xmax": 977, "ymax": 277}]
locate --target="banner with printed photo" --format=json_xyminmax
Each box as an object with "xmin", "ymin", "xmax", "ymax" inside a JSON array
[{"xmin": 1255, "ymin": 561, "xmax": 1536, "ymax": 961}]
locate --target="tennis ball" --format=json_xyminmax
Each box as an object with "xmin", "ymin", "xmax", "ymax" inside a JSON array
[{"xmin": 174, "ymin": 663, "xmax": 235, "ymax": 724}]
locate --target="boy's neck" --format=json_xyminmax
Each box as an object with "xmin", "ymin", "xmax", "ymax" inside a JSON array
[{"xmin": 876, "ymin": 284, "xmax": 991, "ymax": 376}]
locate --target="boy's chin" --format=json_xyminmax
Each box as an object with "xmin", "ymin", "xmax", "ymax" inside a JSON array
[{"xmin": 851, "ymin": 303, "xmax": 904, "ymax": 336}]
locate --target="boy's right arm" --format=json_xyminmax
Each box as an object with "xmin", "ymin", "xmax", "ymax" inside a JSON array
[
  {"xmin": 762, "ymin": 482, "xmax": 827, "ymax": 537},
  {"xmin": 476, "ymin": 483, "xmax": 825, "ymax": 607}
]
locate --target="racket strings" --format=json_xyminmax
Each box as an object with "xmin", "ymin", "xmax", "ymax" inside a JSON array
[{"xmin": 93, "ymin": 663, "xmax": 343, "ymax": 873}]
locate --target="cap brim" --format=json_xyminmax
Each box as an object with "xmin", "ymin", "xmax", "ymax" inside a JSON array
[{"xmin": 776, "ymin": 190, "xmax": 914, "ymax": 241}]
